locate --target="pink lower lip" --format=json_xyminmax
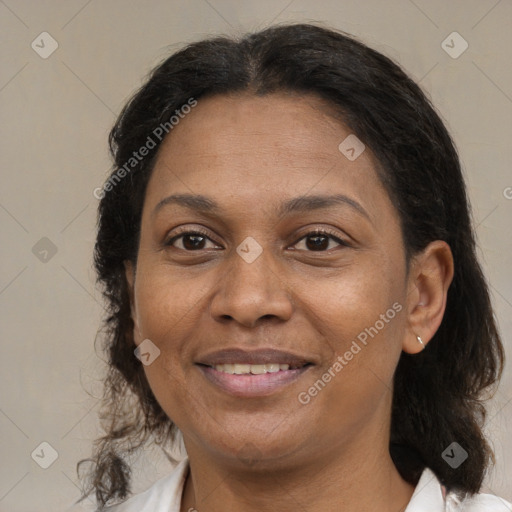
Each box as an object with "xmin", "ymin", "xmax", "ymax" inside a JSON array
[{"xmin": 197, "ymin": 365, "xmax": 312, "ymax": 397}]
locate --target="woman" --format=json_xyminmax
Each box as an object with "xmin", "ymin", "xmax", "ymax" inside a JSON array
[{"xmin": 79, "ymin": 23, "xmax": 510, "ymax": 511}]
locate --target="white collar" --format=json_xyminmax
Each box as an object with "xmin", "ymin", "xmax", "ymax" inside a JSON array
[{"xmin": 404, "ymin": 467, "xmax": 446, "ymax": 511}]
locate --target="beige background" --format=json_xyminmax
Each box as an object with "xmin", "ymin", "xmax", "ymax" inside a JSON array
[{"xmin": 0, "ymin": 1, "xmax": 511, "ymax": 510}]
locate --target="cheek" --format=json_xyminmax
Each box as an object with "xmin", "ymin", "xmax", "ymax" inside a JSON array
[
  {"xmin": 132, "ymin": 270, "xmax": 197, "ymax": 426},
  {"xmin": 134, "ymin": 265, "xmax": 211, "ymax": 342},
  {"xmin": 294, "ymin": 256, "xmax": 405, "ymax": 416},
  {"xmin": 298, "ymin": 254, "xmax": 405, "ymax": 348},
  {"xmin": 132, "ymin": 267, "xmax": 202, "ymax": 395},
  {"xmin": 132, "ymin": 263, "xmax": 228, "ymax": 416}
]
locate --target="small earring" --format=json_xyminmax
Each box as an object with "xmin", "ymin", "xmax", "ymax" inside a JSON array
[{"xmin": 416, "ymin": 335, "xmax": 425, "ymax": 350}]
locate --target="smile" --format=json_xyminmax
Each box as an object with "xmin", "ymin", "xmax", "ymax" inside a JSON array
[
  {"xmin": 195, "ymin": 348, "xmax": 315, "ymax": 397},
  {"xmin": 197, "ymin": 362, "xmax": 312, "ymax": 397},
  {"xmin": 212, "ymin": 363, "xmax": 303, "ymax": 374}
]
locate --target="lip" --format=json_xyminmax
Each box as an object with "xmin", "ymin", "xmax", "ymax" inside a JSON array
[
  {"xmin": 195, "ymin": 348, "xmax": 315, "ymax": 397},
  {"xmin": 196, "ymin": 348, "xmax": 313, "ymax": 367},
  {"xmin": 197, "ymin": 364, "xmax": 312, "ymax": 397}
]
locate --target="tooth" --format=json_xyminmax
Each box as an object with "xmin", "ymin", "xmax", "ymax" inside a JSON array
[
  {"xmin": 250, "ymin": 364, "xmax": 267, "ymax": 375},
  {"xmin": 233, "ymin": 364, "xmax": 251, "ymax": 374},
  {"xmin": 213, "ymin": 363, "xmax": 295, "ymax": 374}
]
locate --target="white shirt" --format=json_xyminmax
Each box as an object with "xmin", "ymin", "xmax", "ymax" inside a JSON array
[{"xmin": 103, "ymin": 458, "xmax": 511, "ymax": 512}]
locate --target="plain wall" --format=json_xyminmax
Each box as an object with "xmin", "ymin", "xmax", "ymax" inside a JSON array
[{"xmin": 0, "ymin": 1, "xmax": 511, "ymax": 510}]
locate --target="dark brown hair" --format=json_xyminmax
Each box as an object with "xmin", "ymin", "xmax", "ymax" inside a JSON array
[{"xmin": 79, "ymin": 23, "xmax": 505, "ymax": 508}]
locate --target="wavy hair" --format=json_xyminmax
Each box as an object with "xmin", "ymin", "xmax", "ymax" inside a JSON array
[{"xmin": 78, "ymin": 23, "xmax": 505, "ymax": 508}]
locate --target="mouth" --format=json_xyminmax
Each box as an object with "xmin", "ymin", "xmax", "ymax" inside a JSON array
[
  {"xmin": 195, "ymin": 348, "xmax": 314, "ymax": 397},
  {"xmin": 205, "ymin": 362, "xmax": 309, "ymax": 375}
]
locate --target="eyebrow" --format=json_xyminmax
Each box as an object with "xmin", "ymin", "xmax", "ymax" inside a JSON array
[{"xmin": 152, "ymin": 193, "xmax": 371, "ymax": 222}]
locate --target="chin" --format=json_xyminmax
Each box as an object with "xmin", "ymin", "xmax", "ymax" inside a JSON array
[{"xmin": 192, "ymin": 423, "xmax": 311, "ymax": 471}]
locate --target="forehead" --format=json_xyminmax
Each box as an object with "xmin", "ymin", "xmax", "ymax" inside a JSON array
[
  {"xmin": 144, "ymin": 92, "xmax": 393, "ymax": 224},
  {"xmin": 156, "ymin": 92, "xmax": 358, "ymax": 165}
]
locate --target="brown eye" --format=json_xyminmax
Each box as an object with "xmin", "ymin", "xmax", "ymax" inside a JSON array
[
  {"xmin": 166, "ymin": 230, "xmax": 220, "ymax": 251},
  {"xmin": 293, "ymin": 230, "xmax": 349, "ymax": 252}
]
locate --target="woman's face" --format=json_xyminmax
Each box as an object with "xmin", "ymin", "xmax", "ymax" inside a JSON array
[{"xmin": 127, "ymin": 92, "xmax": 412, "ymax": 469}]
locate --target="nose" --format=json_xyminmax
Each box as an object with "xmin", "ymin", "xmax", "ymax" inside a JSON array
[{"xmin": 209, "ymin": 245, "xmax": 294, "ymax": 328}]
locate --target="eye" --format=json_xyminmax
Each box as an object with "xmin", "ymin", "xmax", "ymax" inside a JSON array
[
  {"xmin": 165, "ymin": 229, "xmax": 221, "ymax": 251},
  {"xmin": 292, "ymin": 229, "xmax": 349, "ymax": 252},
  {"xmin": 165, "ymin": 228, "xmax": 350, "ymax": 252}
]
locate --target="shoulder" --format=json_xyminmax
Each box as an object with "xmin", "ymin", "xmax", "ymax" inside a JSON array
[{"xmin": 103, "ymin": 458, "xmax": 189, "ymax": 512}]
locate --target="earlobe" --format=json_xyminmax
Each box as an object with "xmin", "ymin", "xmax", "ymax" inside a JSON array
[{"xmin": 403, "ymin": 241, "xmax": 454, "ymax": 354}]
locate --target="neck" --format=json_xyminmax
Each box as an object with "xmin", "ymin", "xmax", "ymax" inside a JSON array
[{"xmin": 180, "ymin": 429, "xmax": 415, "ymax": 512}]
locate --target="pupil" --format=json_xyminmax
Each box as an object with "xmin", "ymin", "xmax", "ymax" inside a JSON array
[
  {"xmin": 307, "ymin": 235, "xmax": 328, "ymax": 251},
  {"xmin": 184, "ymin": 235, "xmax": 205, "ymax": 250}
]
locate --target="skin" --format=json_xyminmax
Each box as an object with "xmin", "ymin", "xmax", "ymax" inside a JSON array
[{"xmin": 125, "ymin": 92, "xmax": 454, "ymax": 512}]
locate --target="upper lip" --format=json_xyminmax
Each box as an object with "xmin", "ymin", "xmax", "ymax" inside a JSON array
[{"xmin": 196, "ymin": 348, "xmax": 314, "ymax": 367}]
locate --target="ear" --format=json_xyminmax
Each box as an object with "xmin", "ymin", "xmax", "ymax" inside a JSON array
[
  {"xmin": 403, "ymin": 240, "xmax": 454, "ymax": 354},
  {"xmin": 124, "ymin": 260, "xmax": 142, "ymax": 344}
]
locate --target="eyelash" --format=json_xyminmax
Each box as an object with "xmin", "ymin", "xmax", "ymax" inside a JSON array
[{"xmin": 165, "ymin": 227, "xmax": 350, "ymax": 252}]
